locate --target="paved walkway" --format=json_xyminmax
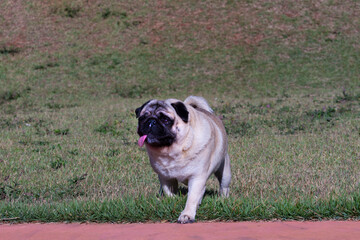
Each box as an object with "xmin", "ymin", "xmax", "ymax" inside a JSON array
[{"xmin": 1, "ymin": 221, "xmax": 360, "ymax": 240}]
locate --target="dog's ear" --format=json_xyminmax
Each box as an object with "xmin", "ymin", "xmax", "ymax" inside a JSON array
[
  {"xmin": 135, "ymin": 100, "xmax": 152, "ymax": 118},
  {"xmin": 171, "ymin": 102, "xmax": 189, "ymax": 123}
]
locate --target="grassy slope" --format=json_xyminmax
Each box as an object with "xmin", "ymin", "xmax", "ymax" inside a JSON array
[{"xmin": 1, "ymin": 0, "xmax": 360, "ymax": 222}]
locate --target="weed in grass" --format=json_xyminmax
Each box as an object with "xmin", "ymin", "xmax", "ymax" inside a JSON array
[
  {"xmin": 68, "ymin": 174, "xmax": 88, "ymax": 185},
  {"xmin": 113, "ymin": 83, "xmax": 158, "ymax": 99},
  {"xmin": 275, "ymin": 115, "xmax": 306, "ymax": 135},
  {"xmin": 119, "ymin": 11, "xmax": 128, "ymax": 19},
  {"xmin": 0, "ymin": 90, "xmax": 21, "ymax": 104},
  {"xmin": 19, "ymin": 139, "xmax": 50, "ymax": 147},
  {"xmin": 105, "ymin": 148, "xmax": 121, "ymax": 157},
  {"xmin": 0, "ymin": 87, "xmax": 31, "ymax": 107},
  {"xmin": 45, "ymin": 102, "xmax": 78, "ymax": 110},
  {"xmin": 0, "ymin": 118, "xmax": 16, "ymax": 129},
  {"xmin": 306, "ymin": 107, "xmax": 336, "ymax": 122},
  {"xmin": 2, "ymin": 105, "xmax": 16, "ymax": 115},
  {"xmin": 101, "ymin": 8, "xmax": 127, "ymax": 19},
  {"xmin": 45, "ymin": 103, "xmax": 63, "ymax": 109},
  {"xmin": 49, "ymin": 144, "xmax": 62, "ymax": 151},
  {"xmin": 224, "ymin": 118, "xmax": 256, "ymax": 137},
  {"xmin": 94, "ymin": 122, "xmax": 118, "ymax": 135},
  {"xmin": 334, "ymin": 90, "xmax": 360, "ymax": 103},
  {"xmin": 33, "ymin": 62, "xmax": 60, "ymax": 70},
  {"xmin": 68, "ymin": 149, "xmax": 79, "ymax": 156},
  {"xmin": 0, "ymin": 45, "xmax": 20, "ymax": 55},
  {"xmin": 94, "ymin": 117, "xmax": 132, "ymax": 144},
  {"xmin": 114, "ymin": 84, "xmax": 144, "ymax": 98},
  {"xmin": 101, "ymin": 8, "xmax": 112, "ymax": 19},
  {"xmin": 218, "ymin": 97, "xmax": 359, "ymax": 137},
  {"xmin": 32, "ymin": 148, "xmax": 41, "ymax": 153},
  {"xmin": 277, "ymin": 106, "xmax": 293, "ymax": 114},
  {"xmin": 64, "ymin": 6, "xmax": 80, "ymax": 18},
  {"xmin": 121, "ymin": 20, "xmax": 143, "ymax": 29},
  {"xmin": 0, "ymin": 182, "xmax": 21, "ymax": 201},
  {"xmin": 0, "ymin": 186, "xmax": 5, "ymax": 200},
  {"xmin": 63, "ymin": 174, "xmax": 88, "ymax": 198},
  {"xmin": 50, "ymin": 156, "xmax": 66, "ymax": 170},
  {"xmin": 34, "ymin": 141, "xmax": 51, "ymax": 147},
  {"xmin": 337, "ymin": 105, "xmax": 353, "ymax": 115},
  {"xmin": 33, "ymin": 119, "xmax": 51, "ymax": 136},
  {"xmin": 51, "ymin": 2, "xmax": 81, "ymax": 18},
  {"xmin": 248, "ymin": 103, "xmax": 271, "ymax": 115},
  {"xmin": 49, "ymin": 174, "xmax": 89, "ymax": 201},
  {"xmin": 53, "ymin": 128, "xmax": 70, "ymax": 136},
  {"xmin": 139, "ymin": 38, "xmax": 149, "ymax": 45},
  {"xmin": 214, "ymin": 102, "xmax": 239, "ymax": 115}
]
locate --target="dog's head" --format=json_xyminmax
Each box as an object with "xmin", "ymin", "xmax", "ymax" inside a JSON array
[{"xmin": 135, "ymin": 99, "xmax": 189, "ymax": 148}]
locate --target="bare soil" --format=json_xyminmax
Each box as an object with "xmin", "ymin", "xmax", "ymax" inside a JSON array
[{"xmin": 1, "ymin": 221, "xmax": 360, "ymax": 240}]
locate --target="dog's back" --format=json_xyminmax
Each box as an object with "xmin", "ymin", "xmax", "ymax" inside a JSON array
[{"xmin": 185, "ymin": 96, "xmax": 225, "ymax": 135}]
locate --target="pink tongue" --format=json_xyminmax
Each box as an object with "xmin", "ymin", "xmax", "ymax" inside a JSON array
[{"xmin": 138, "ymin": 135, "xmax": 147, "ymax": 147}]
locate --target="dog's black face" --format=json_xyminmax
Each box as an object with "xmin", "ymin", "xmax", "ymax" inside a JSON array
[{"xmin": 136, "ymin": 101, "xmax": 177, "ymax": 147}]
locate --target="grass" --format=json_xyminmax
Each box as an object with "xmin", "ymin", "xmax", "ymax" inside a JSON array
[
  {"xmin": 0, "ymin": 0, "xmax": 360, "ymax": 223},
  {"xmin": 2, "ymin": 195, "xmax": 360, "ymax": 223}
]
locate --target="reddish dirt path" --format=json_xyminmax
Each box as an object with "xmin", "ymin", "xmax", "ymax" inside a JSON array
[{"xmin": 1, "ymin": 221, "xmax": 360, "ymax": 240}]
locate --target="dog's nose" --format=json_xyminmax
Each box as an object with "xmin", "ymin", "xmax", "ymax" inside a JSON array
[{"xmin": 148, "ymin": 119, "xmax": 157, "ymax": 128}]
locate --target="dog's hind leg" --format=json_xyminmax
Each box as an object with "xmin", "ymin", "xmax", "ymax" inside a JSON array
[
  {"xmin": 215, "ymin": 153, "xmax": 231, "ymax": 197},
  {"xmin": 158, "ymin": 177, "xmax": 178, "ymax": 197}
]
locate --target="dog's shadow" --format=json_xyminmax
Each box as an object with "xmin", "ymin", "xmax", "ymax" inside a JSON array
[
  {"xmin": 165, "ymin": 186, "xmax": 218, "ymax": 197},
  {"xmin": 181, "ymin": 187, "xmax": 218, "ymax": 197}
]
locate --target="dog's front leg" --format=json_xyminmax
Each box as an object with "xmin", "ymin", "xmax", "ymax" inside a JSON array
[{"xmin": 177, "ymin": 177, "xmax": 206, "ymax": 224}]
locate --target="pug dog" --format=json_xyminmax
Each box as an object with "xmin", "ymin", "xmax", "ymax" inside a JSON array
[{"xmin": 135, "ymin": 96, "xmax": 231, "ymax": 224}]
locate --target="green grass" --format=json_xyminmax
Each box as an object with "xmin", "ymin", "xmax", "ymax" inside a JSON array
[
  {"xmin": 1, "ymin": 0, "xmax": 360, "ymax": 223},
  {"xmin": 2, "ymin": 195, "xmax": 360, "ymax": 223}
]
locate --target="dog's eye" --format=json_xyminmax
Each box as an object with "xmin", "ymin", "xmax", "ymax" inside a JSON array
[
  {"xmin": 162, "ymin": 117, "xmax": 170, "ymax": 124},
  {"xmin": 159, "ymin": 114, "xmax": 172, "ymax": 125}
]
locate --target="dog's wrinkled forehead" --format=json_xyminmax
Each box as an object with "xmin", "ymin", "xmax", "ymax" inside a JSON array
[
  {"xmin": 135, "ymin": 99, "xmax": 189, "ymax": 123},
  {"xmin": 146, "ymin": 101, "xmax": 167, "ymax": 113},
  {"xmin": 135, "ymin": 100, "xmax": 170, "ymax": 118}
]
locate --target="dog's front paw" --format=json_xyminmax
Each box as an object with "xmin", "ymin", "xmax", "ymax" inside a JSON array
[{"xmin": 177, "ymin": 213, "xmax": 195, "ymax": 224}]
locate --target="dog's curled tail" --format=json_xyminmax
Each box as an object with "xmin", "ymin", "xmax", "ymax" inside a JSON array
[{"xmin": 184, "ymin": 96, "xmax": 214, "ymax": 113}]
